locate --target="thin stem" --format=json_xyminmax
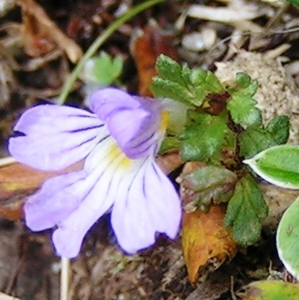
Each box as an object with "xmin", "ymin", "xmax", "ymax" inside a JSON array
[
  {"xmin": 57, "ymin": 3, "xmax": 165, "ymax": 300},
  {"xmin": 60, "ymin": 257, "xmax": 70, "ymax": 300},
  {"xmin": 57, "ymin": 0, "xmax": 165, "ymax": 105}
]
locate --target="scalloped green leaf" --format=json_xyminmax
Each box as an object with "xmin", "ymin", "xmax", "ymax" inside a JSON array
[
  {"xmin": 151, "ymin": 77, "xmax": 204, "ymax": 106},
  {"xmin": 224, "ymin": 174, "xmax": 268, "ymax": 246},
  {"xmin": 235, "ymin": 72, "xmax": 251, "ymax": 88},
  {"xmin": 227, "ymin": 73, "xmax": 262, "ymax": 128},
  {"xmin": 266, "ymin": 115, "xmax": 290, "ymax": 144},
  {"xmin": 154, "ymin": 54, "xmax": 185, "ymax": 84},
  {"xmin": 239, "ymin": 115, "xmax": 289, "ymax": 158},
  {"xmin": 189, "ymin": 68, "xmax": 224, "ymax": 94},
  {"xmin": 239, "ymin": 127, "xmax": 277, "ymax": 158},
  {"xmin": 151, "ymin": 54, "xmax": 224, "ymax": 107},
  {"xmin": 180, "ymin": 112, "xmax": 228, "ymax": 162},
  {"xmin": 81, "ymin": 52, "xmax": 123, "ymax": 86}
]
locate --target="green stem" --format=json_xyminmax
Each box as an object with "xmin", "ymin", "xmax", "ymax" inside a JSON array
[{"xmin": 57, "ymin": 0, "xmax": 165, "ymax": 105}]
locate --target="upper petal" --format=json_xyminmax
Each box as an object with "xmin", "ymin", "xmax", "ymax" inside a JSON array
[
  {"xmin": 90, "ymin": 88, "xmax": 163, "ymax": 159},
  {"xmin": 9, "ymin": 105, "xmax": 107, "ymax": 171},
  {"xmin": 111, "ymin": 158, "xmax": 181, "ymax": 254},
  {"xmin": 91, "ymin": 88, "xmax": 141, "ymax": 120}
]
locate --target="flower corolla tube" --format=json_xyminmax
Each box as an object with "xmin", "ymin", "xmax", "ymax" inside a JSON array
[{"xmin": 9, "ymin": 88, "xmax": 181, "ymax": 258}]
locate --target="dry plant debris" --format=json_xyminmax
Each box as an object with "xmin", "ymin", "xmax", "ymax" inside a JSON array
[
  {"xmin": 17, "ymin": 0, "xmax": 83, "ymax": 62},
  {"xmin": 0, "ymin": 292, "xmax": 20, "ymax": 300}
]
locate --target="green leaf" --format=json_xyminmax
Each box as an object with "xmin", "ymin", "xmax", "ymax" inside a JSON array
[
  {"xmin": 239, "ymin": 128, "xmax": 278, "ymax": 158},
  {"xmin": 221, "ymin": 127, "xmax": 237, "ymax": 162},
  {"xmin": 180, "ymin": 112, "xmax": 228, "ymax": 162},
  {"xmin": 151, "ymin": 54, "xmax": 224, "ymax": 106},
  {"xmin": 266, "ymin": 115, "xmax": 290, "ymax": 144},
  {"xmin": 227, "ymin": 73, "xmax": 262, "ymax": 127},
  {"xmin": 154, "ymin": 54, "xmax": 186, "ymax": 85},
  {"xmin": 81, "ymin": 52, "xmax": 123, "ymax": 86},
  {"xmin": 224, "ymin": 174, "xmax": 268, "ymax": 246},
  {"xmin": 287, "ymin": 0, "xmax": 299, "ymax": 7},
  {"xmin": 181, "ymin": 165, "xmax": 238, "ymax": 211},
  {"xmin": 159, "ymin": 136, "xmax": 181, "ymax": 154},
  {"xmin": 235, "ymin": 72, "xmax": 251, "ymax": 88},
  {"xmin": 244, "ymin": 145, "xmax": 299, "ymax": 189},
  {"xmin": 240, "ymin": 280, "xmax": 299, "ymax": 300},
  {"xmin": 239, "ymin": 116, "xmax": 289, "ymax": 158},
  {"xmin": 151, "ymin": 77, "xmax": 205, "ymax": 106},
  {"xmin": 189, "ymin": 68, "xmax": 224, "ymax": 94},
  {"xmin": 277, "ymin": 196, "xmax": 299, "ymax": 280}
]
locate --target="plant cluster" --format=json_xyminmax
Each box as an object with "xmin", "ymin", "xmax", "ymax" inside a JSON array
[{"xmin": 152, "ymin": 54, "xmax": 290, "ymax": 247}]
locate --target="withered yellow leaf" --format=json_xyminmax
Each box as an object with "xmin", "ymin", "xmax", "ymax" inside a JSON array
[{"xmin": 182, "ymin": 205, "xmax": 237, "ymax": 283}]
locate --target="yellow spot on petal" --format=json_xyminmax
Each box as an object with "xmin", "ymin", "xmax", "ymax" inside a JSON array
[
  {"xmin": 120, "ymin": 155, "xmax": 132, "ymax": 169},
  {"xmin": 108, "ymin": 142, "xmax": 132, "ymax": 169},
  {"xmin": 160, "ymin": 110, "xmax": 169, "ymax": 133}
]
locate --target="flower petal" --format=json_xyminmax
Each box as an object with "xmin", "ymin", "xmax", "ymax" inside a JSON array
[
  {"xmin": 91, "ymin": 88, "xmax": 140, "ymax": 120},
  {"xmin": 24, "ymin": 170, "xmax": 98, "ymax": 231},
  {"xmin": 52, "ymin": 137, "xmax": 129, "ymax": 258},
  {"xmin": 111, "ymin": 159, "xmax": 181, "ymax": 253},
  {"xmin": 52, "ymin": 177, "xmax": 114, "ymax": 258},
  {"xmin": 9, "ymin": 105, "xmax": 107, "ymax": 171},
  {"xmin": 90, "ymin": 88, "xmax": 163, "ymax": 159}
]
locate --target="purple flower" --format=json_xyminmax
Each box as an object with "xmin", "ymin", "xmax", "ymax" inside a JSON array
[{"xmin": 9, "ymin": 88, "xmax": 181, "ymax": 258}]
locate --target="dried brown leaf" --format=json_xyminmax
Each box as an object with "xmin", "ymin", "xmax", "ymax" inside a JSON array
[
  {"xmin": 182, "ymin": 206, "xmax": 237, "ymax": 283},
  {"xmin": 0, "ymin": 161, "xmax": 83, "ymax": 220},
  {"xmin": 156, "ymin": 151, "xmax": 183, "ymax": 175},
  {"xmin": 131, "ymin": 21, "xmax": 178, "ymax": 97}
]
